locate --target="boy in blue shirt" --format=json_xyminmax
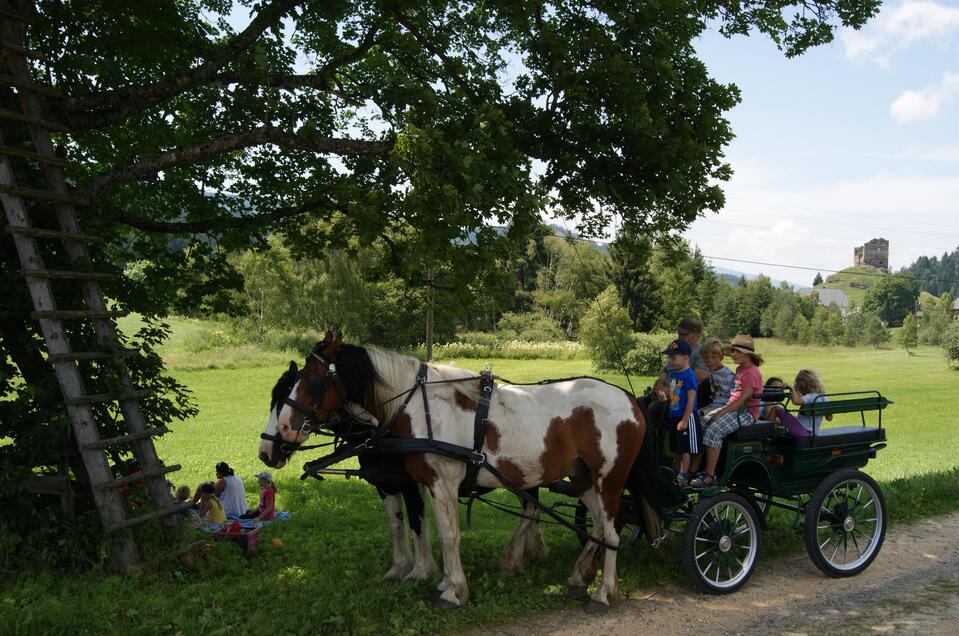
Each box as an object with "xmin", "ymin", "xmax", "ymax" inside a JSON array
[{"xmin": 664, "ymin": 339, "xmax": 700, "ymax": 488}]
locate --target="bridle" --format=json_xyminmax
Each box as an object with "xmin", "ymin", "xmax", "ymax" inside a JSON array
[{"xmin": 260, "ymin": 350, "xmax": 346, "ymax": 457}]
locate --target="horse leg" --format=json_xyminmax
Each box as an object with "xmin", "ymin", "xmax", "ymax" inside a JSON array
[
  {"xmin": 404, "ymin": 484, "xmax": 438, "ymax": 581},
  {"xmin": 586, "ymin": 492, "xmax": 622, "ymax": 614},
  {"xmin": 567, "ymin": 487, "xmax": 602, "ymax": 599},
  {"xmin": 429, "ymin": 468, "xmax": 469, "ymax": 608},
  {"xmin": 379, "ymin": 490, "xmax": 414, "ymax": 581},
  {"xmin": 496, "ymin": 488, "xmax": 546, "ymax": 575}
]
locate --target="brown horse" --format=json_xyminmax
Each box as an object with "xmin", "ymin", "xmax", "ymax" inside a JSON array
[{"xmin": 272, "ymin": 333, "xmax": 645, "ymax": 612}]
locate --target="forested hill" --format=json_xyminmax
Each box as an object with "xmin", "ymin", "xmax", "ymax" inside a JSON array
[{"xmin": 899, "ymin": 248, "xmax": 959, "ymax": 298}]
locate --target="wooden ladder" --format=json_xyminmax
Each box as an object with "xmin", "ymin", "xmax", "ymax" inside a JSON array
[{"xmin": 0, "ymin": 3, "xmax": 187, "ymax": 572}]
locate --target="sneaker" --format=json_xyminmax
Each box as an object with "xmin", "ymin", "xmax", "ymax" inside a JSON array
[
  {"xmin": 676, "ymin": 473, "xmax": 690, "ymax": 489},
  {"xmin": 690, "ymin": 473, "xmax": 717, "ymax": 488}
]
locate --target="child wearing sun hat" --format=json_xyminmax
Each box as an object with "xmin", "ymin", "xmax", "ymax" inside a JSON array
[{"xmin": 690, "ymin": 335, "xmax": 764, "ymax": 488}]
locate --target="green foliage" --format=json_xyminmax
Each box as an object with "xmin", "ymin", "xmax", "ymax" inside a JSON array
[
  {"xmin": 812, "ymin": 272, "xmax": 823, "ymax": 286},
  {"xmin": 918, "ymin": 293, "xmax": 954, "ymax": 345},
  {"xmin": 496, "ymin": 311, "xmax": 566, "ymax": 342},
  {"xmin": 898, "ymin": 313, "xmax": 918, "ymax": 352},
  {"xmin": 625, "ymin": 333, "xmax": 673, "ymax": 375},
  {"xmin": 861, "ymin": 312, "xmax": 892, "ymax": 348},
  {"xmin": 863, "ymin": 276, "xmax": 919, "ymax": 327},
  {"xmin": 579, "ymin": 286, "xmax": 635, "ymax": 370},
  {"xmin": 610, "ymin": 231, "xmax": 661, "ymax": 332},
  {"xmin": 943, "ymin": 321, "xmax": 959, "ymax": 369},
  {"xmin": 899, "ymin": 247, "xmax": 959, "ymax": 298}
]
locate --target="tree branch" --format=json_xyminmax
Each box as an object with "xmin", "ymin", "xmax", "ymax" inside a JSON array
[
  {"xmin": 83, "ymin": 126, "xmax": 394, "ymax": 195},
  {"xmin": 59, "ymin": 0, "xmax": 301, "ymax": 130},
  {"xmin": 111, "ymin": 196, "xmax": 335, "ymax": 234},
  {"xmin": 390, "ymin": 10, "xmax": 478, "ymax": 101}
]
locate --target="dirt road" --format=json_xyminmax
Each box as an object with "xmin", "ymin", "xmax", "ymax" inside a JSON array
[{"xmin": 481, "ymin": 512, "xmax": 959, "ymax": 635}]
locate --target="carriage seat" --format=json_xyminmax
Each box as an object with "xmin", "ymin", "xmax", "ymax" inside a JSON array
[
  {"xmin": 778, "ymin": 426, "xmax": 885, "ymax": 449},
  {"xmin": 727, "ymin": 420, "xmax": 777, "ymax": 442}
]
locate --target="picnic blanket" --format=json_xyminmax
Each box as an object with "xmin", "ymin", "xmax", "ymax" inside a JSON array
[{"xmin": 193, "ymin": 510, "xmax": 291, "ymax": 532}]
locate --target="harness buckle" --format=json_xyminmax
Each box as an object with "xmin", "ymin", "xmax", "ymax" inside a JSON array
[{"xmin": 469, "ymin": 451, "xmax": 486, "ymax": 465}]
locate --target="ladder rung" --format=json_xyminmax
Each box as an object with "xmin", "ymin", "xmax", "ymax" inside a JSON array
[
  {"xmin": 22, "ymin": 269, "xmax": 117, "ymax": 282},
  {"xmin": 32, "ymin": 309, "xmax": 127, "ymax": 321},
  {"xmin": 0, "ymin": 7, "xmax": 33, "ymax": 24},
  {"xmin": 65, "ymin": 388, "xmax": 154, "ymax": 406},
  {"xmin": 104, "ymin": 501, "xmax": 191, "ymax": 534},
  {"xmin": 0, "ymin": 72, "xmax": 62, "ymax": 98},
  {"xmin": 82, "ymin": 426, "xmax": 170, "ymax": 451},
  {"xmin": 0, "ymin": 183, "xmax": 89, "ymax": 206},
  {"xmin": 5, "ymin": 225, "xmax": 102, "ymax": 242},
  {"xmin": 0, "ymin": 107, "xmax": 68, "ymax": 132},
  {"xmin": 0, "ymin": 144, "xmax": 69, "ymax": 167},
  {"xmin": 0, "ymin": 38, "xmax": 45, "ymax": 60},
  {"xmin": 96, "ymin": 465, "xmax": 182, "ymax": 491},
  {"xmin": 48, "ymin": 349, "xmax": 137, "ymax": 362}
]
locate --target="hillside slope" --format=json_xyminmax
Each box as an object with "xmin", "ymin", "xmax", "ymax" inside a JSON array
[{"xmin": 818, "ymin": 265, "xmax": 888, "ymax": 305}]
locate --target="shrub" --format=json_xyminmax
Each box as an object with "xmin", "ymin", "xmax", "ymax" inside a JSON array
[
  {"xmin": 418, "ymin": 339, "xmax": 584, "ymax": 360},
  {"xmin": 624, "ymin": 333, "xmax": 672, "ymax": 375},
  {"xmin": 579, "ymin": 286, "xmax": 635, "ymax": 370},
  {"xmin": 496, "ymin": 311, "xmax": 566, "ymax": 342},
  {"xmin": 943, "ymin": 321, "xmax": 959, "ymax": 369}
]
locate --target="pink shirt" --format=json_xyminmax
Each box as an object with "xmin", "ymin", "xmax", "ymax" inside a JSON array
[
  {"xmin": 729, "ymin": 365, "xmax": 763, "ymax": 420},
  {"xmin": 258, "ymin": 485, "xmax": 276, "ymax": 521}
]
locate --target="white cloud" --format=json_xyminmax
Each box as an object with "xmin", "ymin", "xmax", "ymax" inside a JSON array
[
  {"xmin": 687, "ymin": 168, "xmax": 959, "ymax": 283},
  {"xmin": 890, "ymin": 71, "xmax": 959, "ymax": 122},
  {"xmin": 842, "ymin": 1, "xmax": 959, "ymax": 66},
  {"xmin": 882, "ymin": 144, "xmax": 959, "ymax": 162}
]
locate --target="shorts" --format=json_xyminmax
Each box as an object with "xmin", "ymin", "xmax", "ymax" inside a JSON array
[{"xmin": 668, "ymin": 413, "xmax": 701, "ymax": 455}]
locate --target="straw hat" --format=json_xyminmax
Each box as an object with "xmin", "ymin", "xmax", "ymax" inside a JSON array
[{"xmin": 722, "ymin": 335, "xmax": 764, "ymax": 365}]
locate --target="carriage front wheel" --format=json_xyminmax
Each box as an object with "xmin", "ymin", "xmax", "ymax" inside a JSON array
[
  {"xmin": 681, "ymin": 492, "xmax": 761, "ymax": 594},
  {"xmin": 803, "ymin": 468, "xmax": 886, "ymax": 577}
]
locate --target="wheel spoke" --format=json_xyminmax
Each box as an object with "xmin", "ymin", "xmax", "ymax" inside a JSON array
[
  {"xmin": 819, "ymin": 535, "xmax": 833, "ymax": 550},
  {"xmin": 696, "ymin": 536, "xmax": 719, "ymax": 544},
  {"xmin": 830, "ymin": 541, "xmax": 841, "ymax": 562}
]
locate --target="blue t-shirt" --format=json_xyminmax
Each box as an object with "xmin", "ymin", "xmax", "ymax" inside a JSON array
[{"xmin": 667, "ymin": 367, "xmax": 698, "ymax": 418}]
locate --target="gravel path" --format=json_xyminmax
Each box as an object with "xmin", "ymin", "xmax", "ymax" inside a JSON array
[{"xmin": 478, "ymin": 511, "xmax": 959, "ymax": 635}]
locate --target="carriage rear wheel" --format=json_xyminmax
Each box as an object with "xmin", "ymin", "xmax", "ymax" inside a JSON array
[
  {"xmin": 682, "ymin": 492, "xmax": 761, "ymax": 594},
  {"xmin": 803, "ymin": 469, "xmax": 886, "ymax": 577}
]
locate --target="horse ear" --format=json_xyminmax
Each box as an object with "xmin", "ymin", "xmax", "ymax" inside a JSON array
[
  {"xmin": 330, "ymin": 331, "xmax": 344, "ymax": 353},
  {"xmin": 288, "ymin": 360, "xmax": 297, "ymax": 375}
]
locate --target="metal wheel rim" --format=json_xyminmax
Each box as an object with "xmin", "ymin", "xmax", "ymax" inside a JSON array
[
  {"xmin": 815, "ymin": 478, "xmax": 883, "ymax": 571},
  {"xmin": 693, "ymin": 500, "xmax": 758, "ymax": 590}
]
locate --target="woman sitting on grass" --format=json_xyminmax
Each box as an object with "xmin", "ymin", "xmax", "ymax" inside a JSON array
[{"xmin": 197, "ymin": 482, "xmax": 226, "ymax": 524}]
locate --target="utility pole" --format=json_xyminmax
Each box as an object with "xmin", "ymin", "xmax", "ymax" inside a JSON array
[{"xmin": 425, "ymin": 268, "xmax": 434, "ymax": 362}]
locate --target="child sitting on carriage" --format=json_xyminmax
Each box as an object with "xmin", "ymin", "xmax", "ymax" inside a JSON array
[
  {"xmin": 766, "ymin": 369, "xmax": 833, "ymax": 437},
  {"xmin": 699, "ymin": 338, "xmax": 735, "ymax": 419},
  {"xmin": 690, "ymin": 335, "xmax": 763, "ymax": 488},
  {"xmin": 663, "ymin": 339, "xmax": 700, "ymax": 489}
]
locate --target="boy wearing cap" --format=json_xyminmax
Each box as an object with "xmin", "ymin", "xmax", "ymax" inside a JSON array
[
  {"xmin": 654, "ymin": 316, "xmax": 709, "ymax": 399},
  {"xmin": 691, "ymin": 335, "xmax": 764, "ymax": 488},
  {"xmin": 241, "ymin": 471, "xmax": 277, "ymax": 521},
  {"xmin": 663, "ymin": 339, "xmax": 700, "ymax": 488}
]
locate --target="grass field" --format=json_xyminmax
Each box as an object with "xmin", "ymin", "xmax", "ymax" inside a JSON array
[{"xmin": 5, "ymin": 318, "xmax": 959, "ymax": 635}]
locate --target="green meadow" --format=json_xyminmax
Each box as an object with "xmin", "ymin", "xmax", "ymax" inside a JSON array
[{"xmin": 6, "ymin": 317, "xmax": 959, "ymax": 635}]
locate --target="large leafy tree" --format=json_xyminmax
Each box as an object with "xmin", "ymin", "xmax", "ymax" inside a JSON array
[{"xmin": 0, "ymin": 0, "xmax": 879, "ymax": 542}]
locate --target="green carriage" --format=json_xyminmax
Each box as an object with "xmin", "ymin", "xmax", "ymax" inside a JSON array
[{"xmin": 568, "ymin": 389, "xmax": 892, "ymax": 594}]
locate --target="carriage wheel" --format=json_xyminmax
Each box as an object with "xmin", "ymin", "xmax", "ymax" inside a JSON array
[
  {"xmin": 803, "ymin": 469, "xmax": 886, "ymax": 577},
  {"xmin": 682, "ymin": 492, "xmax": 760, "ymax": 594}
]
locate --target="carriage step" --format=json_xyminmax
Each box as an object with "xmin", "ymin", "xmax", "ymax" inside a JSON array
[
  {"xmin": 0, "ymin": 183, "xmax": 89, "ymax": 206},
  {"xmin": 104, "ymin": 501, "xmax": 192, "ymax": 534},
  {"xmin": 0, "ymin": 144, "xmax": 69, "ymax": 166},
  {"xmin": 48, "ymin": 349, "xmax": 137, "ymax": 362},
  {"xmin": 5, "ymin": 225, "xmax": 102, "ymax": 242},
  {"xmin": 0, "ymin": 107, "xmax": 68, "ymax": 132},
  {"xmin": 0, "ymin": 6, "xmax": 33, "ymax": 23},
  {"xmin": 31, "ymin": 309, "xmax": 127, "ymax": 321},
  {"xmin": 23, "ymin": 269, "xmax": 117, "ymax": 282},
  {"xmin": 65, "ymin": 388, "xmax": 154, "ymax": 406},
  {"xmin": 82, "ymin": 427, "xmax": 170, "ymax": 451},
  {"xmin": 0, "ymin": 72, "xmax": 62, "ymax": 98},
  {"xmin": 0, "ymin": 38, "xmax": 45, "ymax": 60},
  {"xmin": 95, "ymin": 464, "xmax": 181, "ymax": 492}
]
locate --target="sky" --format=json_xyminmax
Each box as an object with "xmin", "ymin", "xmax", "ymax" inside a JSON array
[{"xmin": 682, "ymin": 0, "xmax": 959, "ymax": 285}]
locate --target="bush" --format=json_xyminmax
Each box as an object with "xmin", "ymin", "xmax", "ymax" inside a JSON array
[
  {"xmin": 417, "ymin": 339, "xmax": 584, "ymax": 360},
  {"xmin": 579, "ymin": 286, "xmax": 635, "ymax": 370},
  {"xmin": 496, "ymin": 311, "xmax": 566, "ymax": 342},
  {"xmin": 943, "ymin": 321, "xmax": 959, "ymax": 369},
  {"xmin": 624, "ymin": 333, "xmax": 672, "ymax": 375}
]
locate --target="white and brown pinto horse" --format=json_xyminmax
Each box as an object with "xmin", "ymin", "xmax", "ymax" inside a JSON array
[{"xmin": 269, "ymin": 334, "xmax": 646, "ymax": 612}]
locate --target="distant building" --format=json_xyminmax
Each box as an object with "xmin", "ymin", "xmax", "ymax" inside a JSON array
[
  {"xmin": 954, "ymin": 298, "xmax": 959, "ymax": 320},
  {"xmin": 854, "ymin": 238, "xmax": 889, "ymax": 271},
  {"xmin": 799, "ymin": 287, "xmax": 850, "ymax": 313}
]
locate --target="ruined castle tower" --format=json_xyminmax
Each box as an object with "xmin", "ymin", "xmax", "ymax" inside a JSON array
[{"xmin": 854, "ymin": 238, "xmax": 889, "ymax": 271}]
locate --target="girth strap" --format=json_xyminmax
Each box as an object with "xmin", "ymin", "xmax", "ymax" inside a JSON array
[{"xmin": 463, "ymin": 370, "xmax": 495, "ymax": 499}]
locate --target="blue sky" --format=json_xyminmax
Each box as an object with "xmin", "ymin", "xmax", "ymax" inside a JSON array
[{"xmin": 683, "ymin": 0, "xmax": 959, "ymax": 284}]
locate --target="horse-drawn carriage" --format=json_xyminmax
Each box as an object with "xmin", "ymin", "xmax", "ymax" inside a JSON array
[
  {"xmin": 558, "ymin": 388, "xmax": 891, "ymax": 593},
  {"xmin": 259, "ymin": 334, "xmax": 891, "ymax": 610}
]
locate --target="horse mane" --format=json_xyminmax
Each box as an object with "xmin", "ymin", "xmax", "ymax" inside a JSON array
[
  {"xmin": 271, "ymin": 363, "xmax": 299, "ymax": 414},
  {"xmin": 321, "ymin": 343, "xmax": 381, "ymax": 410}
]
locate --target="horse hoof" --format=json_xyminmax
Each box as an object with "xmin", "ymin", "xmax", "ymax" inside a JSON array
[
  {"xmin": 567, "ymin": 584, "xmax": 588, "ymax": 599},
  {"xmin": 585, "ymin": 599, "xmax": 609, "ymax": 614},
  {"xmin": 432, "ymin": 597, "xmax": 461, "ymax": 610}
]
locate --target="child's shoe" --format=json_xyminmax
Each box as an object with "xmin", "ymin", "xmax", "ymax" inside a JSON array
[
  {"xmin": 690, "ymin": 473, "xmax": 717, "ymax": 488},
  {"xmin": 676, "ymin": 472, "xmax": 690, "ymax": 489}
]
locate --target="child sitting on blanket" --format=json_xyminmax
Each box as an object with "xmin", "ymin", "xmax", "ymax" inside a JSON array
[
  {"xmin": 197, "ymin": 482, "xmax": 226, "ymax": 524},
  {"xmin": 767, "ymin": 369, "xmax": 833, "ymax": 437},
  {"xmin": 241, "ymin": 471, "xmax": 277, "ymax": 521}
]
